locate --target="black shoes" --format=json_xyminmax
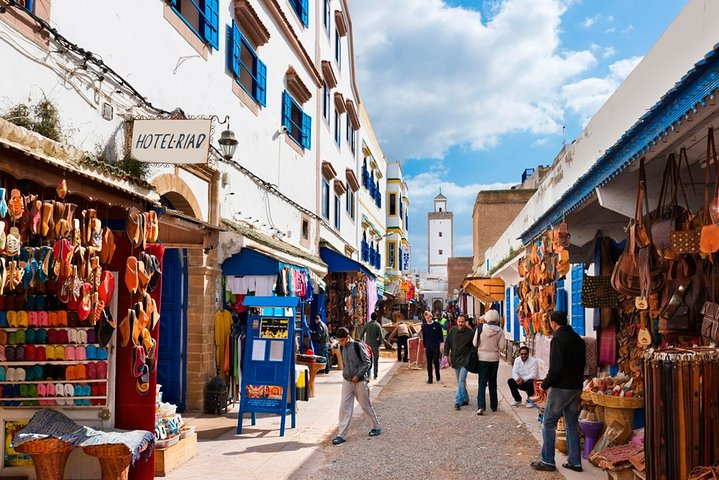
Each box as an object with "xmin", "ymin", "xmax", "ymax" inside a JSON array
[
  {"xmin": 427, "ymin": 380, "xmax": 433, "ymax": 384},
  {"xmin": 369, "ymin": 428, "xmax": 381, "ymax": 437},
  {"xmin": 562, "ymin": 463, "xmax": 583, "ymax": 472},
  {"xmin": 530, "ymin": 461, "xmax": 556, "ymax": 471},
  {"xmin": 332, "ymin": 437, "xmax": 346, "ymax": 445},
  {"xmin": 461, "ymin": 401, "xmax": 469, "ymax": 406},
  {"xmin": 454, "ymin": 404, "xmax": 461, "ymax": 410}
]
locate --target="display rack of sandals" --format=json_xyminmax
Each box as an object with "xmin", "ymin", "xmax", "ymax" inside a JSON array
[
  {"xmin": 0, "ymin": 181, "xmax": 117, "ymax": 408},
  {"xmin": 515, "ymin": 223, "xmax": 571, "ymax": 337},
  {"xmin": 643, "ymin": 347, "xmax": 719, "ymax": 479}
]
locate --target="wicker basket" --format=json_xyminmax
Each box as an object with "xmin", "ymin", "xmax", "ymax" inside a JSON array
[
  {"xmin": 580, "ymin": 390, "xmax": 594, "ymax": 402},
  {"xmin": 82, "ymin": 443, "xmax": 134, "ymax": 480},
  {"xmin": 590, "ymin": 391, "xmax": 644, "ymax": 409},
  {"xmin": 13, "ymin": 438, "xmax": 74, "ymax": 480}
]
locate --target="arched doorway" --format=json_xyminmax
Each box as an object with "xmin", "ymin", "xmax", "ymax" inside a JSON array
[{"xmin": 432, "ymin": 299, "xmax": 443, "ymax": 314}]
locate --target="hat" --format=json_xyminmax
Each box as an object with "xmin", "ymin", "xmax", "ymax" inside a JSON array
[
  {"xmin": 336, "ymin": 327, "xmax": 350, "ymax": 339},
  {"xmin": 484, "ymin": 310, "xmax": 500, "ymax": 324}
]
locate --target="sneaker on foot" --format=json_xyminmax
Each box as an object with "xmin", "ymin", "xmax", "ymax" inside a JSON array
[
  {"xmin": 332, "ymin": 436, "xmax": 346, "ymax": 445},
  {"xmin": 454, "ymin": 404, "xmax": 461, "ymax": 410},
  {"xmin": 427, "ymin": 380, "xmax": 433, "ymax": 384},
  {"xmin": 526, "ymin": 401, "xmax": 536, "ymax": 408},
  {"xmin": 562, "ymin": 463, "xmax": 583, "ymax": 472},
  {"xmin": 476, "ymin": 408, "xmax": 484, "ymax": 415},
  {"xmin": 368, "ymin": 428, "xmax": 381, "ymax": 437},
  {"xmin": 510, "ymin": 400, "xmax": 521, "ymax": 407},
  {"xmin": 530, "ymin": 461, "xmax": 556, "ymax": 471}
]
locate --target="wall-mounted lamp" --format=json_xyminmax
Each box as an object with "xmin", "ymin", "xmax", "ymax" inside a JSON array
[{"xmin": 213, "ymin": 115, "xmax": 238, "ymax": 161}]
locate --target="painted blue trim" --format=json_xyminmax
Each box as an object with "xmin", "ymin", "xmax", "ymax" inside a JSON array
[
  {"xmin": 180, "ymin": 248, "xmax": 189, "ymax": 412},
  {"xmin": 521, "ymin": 44, "xmax": 719, "ymax": 244},
  {"xmin": 570, "ymin": 265, "xmax": 585, "ymax": 335}
]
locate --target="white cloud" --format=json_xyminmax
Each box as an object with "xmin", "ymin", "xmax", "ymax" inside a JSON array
[
  {"xmin": 347, "ymin": 0, "xmax": 595, "ymax": 161},
  {"xmin": 534, "ymin": 138, "xmax": 549, "ymax": 146},
  {"xmin": 561, "ymin": 56, "xmax": 643, "ymax": 125},
  {"xmin": 582, "ymin": 14, "xmax": 600, "ymax": 28},
  {"xmin": 603, "ymin": 46, "xmax": 616, "ymax": 58}
]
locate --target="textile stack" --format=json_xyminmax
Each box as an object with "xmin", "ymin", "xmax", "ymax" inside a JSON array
[{"xmin": 643, "ymin": 347, "xmax": 719, "ymax": 479}]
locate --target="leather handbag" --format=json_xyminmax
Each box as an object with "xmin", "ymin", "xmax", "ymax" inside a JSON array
[
  {"xmin": 581, "ymin": 231, "xmax": 619, "ymax": 307},
  {"xmin": 663, "ymin": 148, "xmax": 699, "ymax": 255},
  {"xmin": 465, "ymin": 348, "xmax": 480, "ymax": 374},
  {"xmin": 658, "ymin": 255, "xmax": 705, "ymax": 334},
  {"xmin": 611, "ymin": 158, "xmax": 664, "ymax": 297},
  {"xmin": 700, "ymin": 258, "xmax": 719, "ymax": 345},
  {"xmin": 700, "ymin": 127, "xmax": 719, "ymax": 253}
]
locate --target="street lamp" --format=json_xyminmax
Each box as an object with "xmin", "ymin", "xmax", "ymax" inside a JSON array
[
  {"xmin": 218, "ymin": 128, "xmax": 238, "ymax": 160},
  {"xmin": 213, "ymin": 115, "xmax": 238, "ymax": 161}
]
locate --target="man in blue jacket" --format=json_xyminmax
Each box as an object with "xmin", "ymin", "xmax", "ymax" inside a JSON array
[
  {"xmin": 332, "ymin": 328, "xmax": 381, "ymax": 445},
  {"xmin": 422, "ymin": 310, "xmax": 444, "ymax": 384},
  {"xmin": 531, "ymin": 311, "xmax": 586, "ymax": 473}
]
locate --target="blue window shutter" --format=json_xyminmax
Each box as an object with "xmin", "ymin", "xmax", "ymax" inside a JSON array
[
  {"xmin": 301, "ymin": 112, "xmax": 312, "ymax": 149},
  {"xmin": 301, "ymin": 0, "xmax": 309, "ymax": 27},
  {"xmin": 505, "ymin": 288, "xmax": 511, "ymax": 332},
  {"xmin": 230, "ymin": 23, "xmax": 241, "ymax": 79},
  {"xmin": 282, "ymin": 92, "xmax": 291, "ymax": 129},
  {"xmin": 256, "ymin": 57, "xmax": 267, "ymax": 107},
  {"xmin": 204, "ymin": 0, "xmax": 220, "ymax": 50}
]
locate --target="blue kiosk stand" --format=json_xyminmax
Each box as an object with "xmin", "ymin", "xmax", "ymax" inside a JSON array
[{"xmin": 237, "ymin": 296, "xmax": 298, "ymax": 436}]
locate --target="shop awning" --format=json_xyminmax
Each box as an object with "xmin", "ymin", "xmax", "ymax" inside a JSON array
[
  {"xmin": 461, "ymin": 277, "xmax": 505, "ymax": 303},
  {"xmin": 221, "ymin": 248, "xmax": 289, "ymax": 276},
  {"xmin": 159, "ymin": 208, "xmax": 222, "ymax": 249},
  {"xmin": 320, "ymin": 246, "xmax": 375, "ymax": 280}
]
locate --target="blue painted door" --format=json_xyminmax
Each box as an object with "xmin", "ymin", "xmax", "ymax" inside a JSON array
[
  {"xmin": 159, "ymin": 248, "xmax": 187, "ymax": 410},
  {"xmin": 513, "ymin": 288, "xmax": 520, "ymax": 341}
]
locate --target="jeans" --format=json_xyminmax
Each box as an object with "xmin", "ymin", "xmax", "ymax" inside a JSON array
[
  {"xmin": 477, "ymin": 361, "xmax": 499, "ymax": 410},
  {"xmin": 370, "ymin": 345, "xmax": 380, "ymax": 378},
  {"xmin": 426, "ymin": 346, "xmax": 440, "ymax": 381},
  {"xmin": 397, "ymin": 335, "xmax": 409, "ymax": 362},
  {"xmin": 453, "ymin": 366, "xmax": 469, "ymax": 405},
  {"xmin": 508, "ymin": 378, "xmax": 535, "ymax": 401},
  {"xmin": 314, "ymin": 342, "xmax": 330, "ymax": 374},
  {"xmin": 541, "ymin": 388, "xmax": 582, "ymax": 467}
]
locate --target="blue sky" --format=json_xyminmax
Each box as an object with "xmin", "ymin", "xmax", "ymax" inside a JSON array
[{"xmin": 347, "ymin": 0, "xmax": 688, "ymax": 272}]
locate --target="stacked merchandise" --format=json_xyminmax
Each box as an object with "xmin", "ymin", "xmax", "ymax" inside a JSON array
[
  {"xmin": 325, "ymin": 272, "xmax": 367, "ymax": 333},
  {"xmin": 515, "ymin": 224, "xmax": 570, "ymax": 336},
  {"xmin": 154, "ymin": 384, "xmax": 193, "ymax": 449},
  {"xmin": 644, "ymin": 348, "xmax": 719, "ymax": 479},
  {"xmin": 0, "ymin": 183, "xmax": 120, "ymax": 407}
]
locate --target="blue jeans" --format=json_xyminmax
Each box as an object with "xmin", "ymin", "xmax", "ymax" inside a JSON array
[
  {"xmin": 477, "ymin": 361, "xmax": 499, "ymax": 410},
  {"xmin": 453, "ymin": 367, "xmax": 469, "ymax": 405},
  {"xmin": 542, "ymin": 388, "xmax": 582, "ymax": 467}
]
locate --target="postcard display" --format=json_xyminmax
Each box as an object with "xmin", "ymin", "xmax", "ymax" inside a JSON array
[{"xmin": 237, "ymin": 296, "xmax": 298, "ymax": 437}]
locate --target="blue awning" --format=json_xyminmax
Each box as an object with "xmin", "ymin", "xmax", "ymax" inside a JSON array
[
  {"xmin": 221, "ymin": 248, "xmax": 280, "ymax": 276},
  {"xmin": 242, "ymin": 296, "xmax": 300, "ymax": 308},
  {"xmin": 320, "ymin": 247, "xmax": 375, "ymax": 279}
]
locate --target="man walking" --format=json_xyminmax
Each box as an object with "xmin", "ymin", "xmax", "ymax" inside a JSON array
[
  {"xmin": 332, "ymin": 328, "xmax": 381, "ymax": 445},
  {"xmin": 311, "ymin": 315, "xmax": 330, "ymax": 374},
  {"xmin": 508, "ymin": 346, "xmax": 539, "ymax": 407},
  {"xmin": 443, "ymin": 315, "xmax": 474, "ymax": 409},
  {"xmin": 360, "ymin": 312, "xmax": 384, "ymax": 379},
  {"xmin": 531, "ymin": 311, "xmax": 586, "ymax": 473},
  {"xmin": 422, "ymin": 310, "xmax": 443, "ymax": 384}
]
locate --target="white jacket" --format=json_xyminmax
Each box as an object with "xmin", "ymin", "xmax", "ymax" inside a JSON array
[{"xmin": 472, "ymin": 323, "xmax": 506, "ymax": 362}]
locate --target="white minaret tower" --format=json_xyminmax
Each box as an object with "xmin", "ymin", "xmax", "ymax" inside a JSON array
[{"xmin": 428, "ymin": 190, "xmax": 453, "ymax": 276}]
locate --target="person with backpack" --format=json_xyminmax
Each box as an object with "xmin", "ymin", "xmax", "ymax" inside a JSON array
[
  {"xmin": 360, "ymin": 312, "xmax": 384, "ymax": 379},
  {"xmin": 332, "ymin": 327, "xmax": 381, "ymax": 445}
]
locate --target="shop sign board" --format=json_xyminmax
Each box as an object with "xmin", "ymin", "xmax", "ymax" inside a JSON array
[
  {"xmin": 130, "ymin": 119, "xmax": 211, "ymax": 164},
  {"xmin": 238, "ymin": 297, "xmax": 298, "ymax": 437}
]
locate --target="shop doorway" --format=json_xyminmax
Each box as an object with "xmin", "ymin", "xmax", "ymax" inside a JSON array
[{"xmin": 158, "ymin": 248, "xmax": 188, "ymax": 411}]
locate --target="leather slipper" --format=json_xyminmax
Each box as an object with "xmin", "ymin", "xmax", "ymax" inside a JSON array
[
  {"xmin": 126, "ymin": 207, "xmax": 141, "ymax": 247},
  {"xmin": 132, "ymin": 345, "xmax": 146, "ymax": 378},
  {"xmin": 0, "ymin": 188, "xmax": 7, "ymax": 218},
  {"xmin": 40, "ymin": 201, "xmax": 54, "ymax": 237},
  {"xmin": 77, "ymin": 283, "xmax": 93, "ymax": 321},
  {"xmin": 119, "ymin": 308, "xmax": 136, "ymax": 347},
  {"xmin": 29, "ymin": 199, "xmax": 42, "ymax": 235},
  {"xmin": 125, "ymin": 256, "xmax": 139, "ymax": 294},
  {"xmin": 98, "ymin": 270, "xmax": 115, "ymax": 305},
  {"xmin": 99, "ymin": 227, "xmax": 116, "ymax": 265},
  {"xmin": 96, "ymin": 309, "xmax": 115, "ymax": 348},
  {"xmin": 8, "ymin": 189, "xmax": 24, "ymax": 222}
]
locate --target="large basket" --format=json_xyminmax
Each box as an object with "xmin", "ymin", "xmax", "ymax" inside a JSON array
[
  {"xmin": 591, "ymin": 391, "xmax": 643, "ymax": 409},
  {"xmin": 14, "ymin": 438, "xmax": 74, "ymax": 480},
  {"xmin": 82, "ymin": 443, "xmax": 134, "ymax": 480},
  {"xmin": 580, "ymin": 390, "xmax": 594, "ymax": 402}
]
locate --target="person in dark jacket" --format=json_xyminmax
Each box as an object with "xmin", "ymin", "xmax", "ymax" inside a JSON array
[
  {"xmin": 443, "ymin": 315, "xmax": 474, "ymax": 409},
  {"xmin": 311, "ymin": 315, "xmax": 330, "ymax": 374},
  {"xmin": 422, "ymin": 310, "xmax": 444, "ymax": 383},
  {"xmin": 360, "ymin": 312, "xmax": 384, "ymax": 379},
  {"xmin": 531, "ymin": 311, "xmax": 586, "ymax": 473}
]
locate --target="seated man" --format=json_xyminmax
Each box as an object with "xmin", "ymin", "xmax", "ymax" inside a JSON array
[{"xmin": 508, "ymin": 346, "xmax": 538, "ymax": 407}]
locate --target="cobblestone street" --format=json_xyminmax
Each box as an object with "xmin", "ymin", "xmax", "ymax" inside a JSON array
[{"xmin": 310, "ymin": 365, "xmax": 564, "ymax": 480}]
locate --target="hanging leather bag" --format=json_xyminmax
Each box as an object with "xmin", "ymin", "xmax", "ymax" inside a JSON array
[
  {"xmin": 581, "ymin": 230, "xmax": 619, "ymax": 307},
  {"xmin": 700, "ymin": 257, "xmax": 719, "ymax": 345},
  {"xmin": 658, "ymin": 255, "xmax": 705, "ymax": 334},
  {"xmin": 611, "ymin": 158, "xmax": 664, "ymax": 297},
  {"xmin": 660, "ymin": 148, "xmax": 697, "ymax": 255},
  {"xmin": 700, "ymin": 127, "xmax": 719, "ymax": 253}
]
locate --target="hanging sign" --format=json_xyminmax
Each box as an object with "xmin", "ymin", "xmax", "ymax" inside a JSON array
[{"xmin": 130, "ymin": 119, "xmax": 211, "ymax": 164}]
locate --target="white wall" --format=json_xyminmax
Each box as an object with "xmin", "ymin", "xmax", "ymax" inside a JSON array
[{"xmin": 428, "ymin": 217, "xmax": 452, "ymax": 274}]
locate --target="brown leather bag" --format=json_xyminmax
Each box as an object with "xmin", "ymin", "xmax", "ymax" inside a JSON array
[
  {"xmin": 700, "ymin": 127, "xmax": 719, "ymax": 253},
  {"xmin": 655, "ymin": 152, "xmax": 694, "ymax": 256},
  {"xmin": 658, "ymin": 255, "xmax": 705, "ymax": 334},
  {"xmin": 611, "ymin": 158, "xmax": 664, "ymax": 297},
  {"xmin": 700, "ymin": 258, "xmax": 719, "ymax": 345},
  {"xmin": 581, "ymin": 231, "xmax": 619, "ymax": 307}
]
